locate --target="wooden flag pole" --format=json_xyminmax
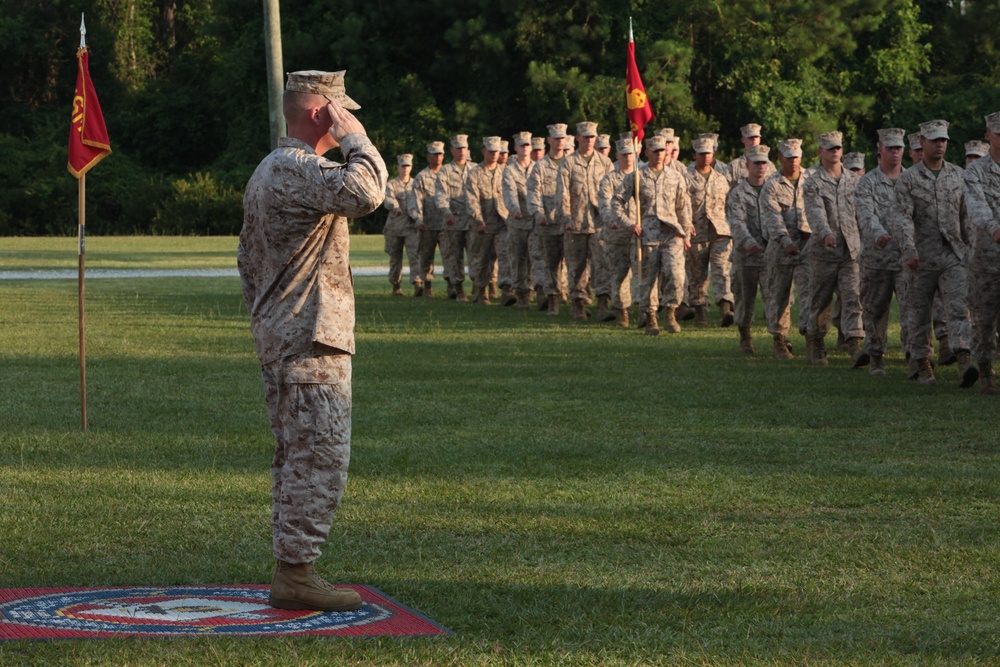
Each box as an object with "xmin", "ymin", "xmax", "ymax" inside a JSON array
[
  {"xmin": 633, "ymin": 136, "xmax": 642, "ymax": 298},
  {"xmin": 78, "ymin": 173, "xmax": 87, "ymax": 431}
]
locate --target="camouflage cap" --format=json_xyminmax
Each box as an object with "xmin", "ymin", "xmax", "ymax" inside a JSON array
[
  {"xmin": 985, "ymin": 111, "xmax": 1000, "ymax": 133},
  {"xmin": 499, "ymin": 140, "xmax": 509, "ymax": 153},
  {"xmin": 426, "ymin": 141, "xmax": 445, "ymax": 155},
  {"xmin": 654, "ymin": 128, "xmax": 676, "ymax": 143},
  {"xmin": 596, "ymin": 134, "xmax": 611, "ymax": 149},
  {"xmin": 615, "ymin": 138, "xmax": 635, "ymax": 155},
  {"xmin": 817, "ymin": 131, "xmax": 843, "ymax": 150},
  {"xmin": 451, "ymin": 134, "xmax": 470, "ymax": 149},
  {"xmin": 576, "ymin": 121, "xmax": 598, "ymax": 137},
  {"xmin": 919, "ymin": 120, "xmax": 950, "ymax": 141},
  {"xmin": 741, "ymin": 123, "xmax": 762, "ymax": 138},
  {"xmin": 779, "ymin": 138, "xmax": 803, "ymax": 158},
  {"xmin": 396, "ymin": 154, "xmax": 413, "ymax": 167},
  {"xmin": 547, "ymin": 123, "xmax": 569, "ymax": 138},
  {"xmin": 285, "ymin": 70, "xmax": 361, "ymax": 110},
  {"xmin": 692, "ymin": 137, "xmax": 714, "ymax": 154},
  {"xmin": 566, "ymin": 136, "xmax": 576, "ymax": 148},
  {"xmin": 908, "ymin": 132, "xmax": 922, "ymax": 150},
  {"xmin": 530, "ymin": 137, "xmax": 546, "ymax": 150},
  {"xmin": 645, "ymin": 135, "xmax": 668, "ymax": 151},
  {"xmin": 483, "ymin": 136, "xmax": 502, "ymax": 152},
  {"xmin": 512, "ymin": 131, "xmax": 532, "ymax": 147},
  {"xmin": 699, "ymin": 132, "xmax": 720, "ymax": 149},
  {"xmin": 745, "ymin": 145, "xmax": 771, "ymax": 163},
  {"xmin": 965, "ymin": 140, "xmax": 989, "ymax": 157},
  {"xmin": 843, "ymin": 152, "xmax": 865, "ymax": 170},
  {"xmin": 877, "ymin": 128, "xmax": 906, "ymax": 148},
  {"xmin": 620, "ymin": 131, "xmax": 634, "ymax": 142}
]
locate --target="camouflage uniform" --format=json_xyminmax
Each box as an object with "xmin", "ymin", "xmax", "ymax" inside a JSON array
[
  {"xmin": 727, "ymin": 178, "xmax": 771, "ymax": 328},
  {"xmin": 612, "ymin": 164, "xmax": 692, "ymax": 314},
  {"xmin": 803, "ymin": 167, "xmax": 863, "ymax": 347},
  {"xmin": 413, "ymin": 167, "xmax": 448, "ymax": 282},
  {"xmin": 964, "ymin": 153, "xmax": 1000, "ymax": 363},
  {"xmin": 436, "ymin": 161, "xmax": 475, "ymax": 289},
  {"xmin": 761, "ymin": 171, "xmax": 812, "ymax": 337},
  {"xmin": 855, "ymin": 165, "xmax": 909, "ymax": 357},
  {"xmin": 892, "ymin": 160, "xmax": 971, "ymax": 361},
  {"xmin": 503, "ymin": 158, "xmax": 536, "ymax": 295},
  {"xmin": 557, "ymin": 150, "xmax": 614, "ymax": 304},
  {"xmin": 527, "ymin": 154, "xmax": 569, "ymax": 300},
  {"xmin": 466, "ymin": 161, "xmax": 510, "ymax": 295},
  {"xmin": 685, "ymin": 167, "xmax": 734, "ymax": 308},
  {"xmin": 383, "ymin": 175, "xmax": 421, "ymax": 290},
  {"xmin": 238, "ymin": 133, "xmax": 387, "ymax": 563},
  {"xmin": 599, "ymin": 165, "xmax": 638, "ymax": 311}
]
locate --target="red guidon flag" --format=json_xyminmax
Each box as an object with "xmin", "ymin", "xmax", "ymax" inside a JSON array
[
  {"xmin": 68, "ymin": 48, "xmax": 111, "ymax": 178},
  {"xmin": 626, "ymin": 36, "xmax": 654, "ymax": 145}
]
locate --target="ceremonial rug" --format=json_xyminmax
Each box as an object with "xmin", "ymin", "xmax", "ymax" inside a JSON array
[{"xmin": 0, "ymin": 585, "xmax": 451, "ymax": 639}]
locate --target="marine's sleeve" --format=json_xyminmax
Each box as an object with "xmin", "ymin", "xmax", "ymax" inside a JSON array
[
  {"xmin": 502, "ymin": 164, "xmax": 520, "ymax": 218},
  {"xmin": 726, "ymin": 186, "xmax": 753, "ymax": 250},
  {"xmin": 891, "ymin": 171, "xmax": 918, "ymax": 262},
  {"xmin": 298, "ymin": 133, "xmax": 388, "ymax": 218},
  {"xmin": 675, "ymin": 175, "xmax": 693, "ymax": 237},
  {"xmin": 526, "ymin": 162, "xmax": 544, "ymax": 224},
  {"xmin": 854, "ymin": 173, "xmax": 885, "ymax": 242},
  {"xmin": 964, "ymin": 162, "xmax": 997, "ymax": 238},
  {"xmin": 556, "ymin": 159, "xmax": 571, "ymax": 225},
  {"xmin": 383, "ymin": 179, "xmax": 399, "ymax": 212},
  {"xmin": 612, "ymin": 173, "xmax": 635, "ymax": 229},
  {"xmin": 803, "ymin": 176, "xmax": 832, "ymax": 241},
  {"xmin": 465, "ymin": 168, "xmax": 484, "ymax": 225}
]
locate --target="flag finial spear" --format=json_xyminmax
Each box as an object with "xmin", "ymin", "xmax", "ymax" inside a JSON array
[
  {"xmin": 629, "ymin": 16, "xmax": 633, "ymax": 42},
  {"xmin": 80, "ymin": 13, "xmax": 87, "ymax": 50}
]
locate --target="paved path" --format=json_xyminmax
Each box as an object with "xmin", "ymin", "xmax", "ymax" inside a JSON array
[{"xmin": 0, "ymin": 267, "xmax": 429, "ymax": 280}]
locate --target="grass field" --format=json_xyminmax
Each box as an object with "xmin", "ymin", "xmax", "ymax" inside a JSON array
[{"xmin": 1, "ymin": 237, "xmax": 999, "ymax": 666}]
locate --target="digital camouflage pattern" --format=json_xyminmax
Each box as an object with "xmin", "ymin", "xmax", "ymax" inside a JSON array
[
  {"xmin": 964, "ymin": 153, "xmax": 1000, "ymax": 361},
  {"xmin": 466, "ymin": 162, "xmax": 511, "ymax": 291},
  {"xmin": 760, "ymin": 170, "xmax": 812, "ymax": 337},
  {"xmin": 503, "ymin": 160, "xmax": 536, "ymax": 292},
  {"xmin": 382, "ymin": 175, "xmax": 421, "ymax": 287},
  {"xmin": 727, "ymin": 178, "xmax": 771, "ymax": 327}
]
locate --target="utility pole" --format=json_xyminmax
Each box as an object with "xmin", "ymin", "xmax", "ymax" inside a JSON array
[{"xmin": 263, "ymin": 0, "xmax": 285, "ymax": 148}]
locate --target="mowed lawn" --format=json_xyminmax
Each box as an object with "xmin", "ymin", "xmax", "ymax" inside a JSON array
[{"xmin": 1, "ymin": 236, "xmax": 998, "ymax": 666}]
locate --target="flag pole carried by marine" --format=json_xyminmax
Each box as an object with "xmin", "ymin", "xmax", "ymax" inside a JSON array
[{"xmin": 626, "ymin": 17, "xmax": 654, "ymax": 311}]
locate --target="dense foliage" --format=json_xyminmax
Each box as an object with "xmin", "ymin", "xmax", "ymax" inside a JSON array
[{"xmin": 1, "ymin": 0, "xmax": 998, "ymax": 235}]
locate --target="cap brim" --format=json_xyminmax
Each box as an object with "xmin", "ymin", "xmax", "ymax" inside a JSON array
[
  {"xmin": 923, "ymin": 132, "xmax": 949, "ymax": 141},
  {"xmin": 324, "ymin": 94, "xmax": 361, "ymax": 111}
]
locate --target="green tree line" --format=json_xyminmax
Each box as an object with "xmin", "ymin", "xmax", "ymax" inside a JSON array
[{"xmin": 1, "ymin": 0, "xmax": 998, "ymax": 236}]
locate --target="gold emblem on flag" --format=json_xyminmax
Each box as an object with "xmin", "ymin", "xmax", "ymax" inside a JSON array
[{"xmin": 627, "ymin": 88, "xmax": 647, "ymax": 111}]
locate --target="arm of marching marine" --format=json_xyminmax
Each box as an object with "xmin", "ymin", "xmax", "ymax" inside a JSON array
[
  {"xmin": 555, "ymin": 158, "xmax": 575, "ymax": 232},
  {"xmin": 891, "ymin": 171, "xmax": 919, "ymax": 269},
  {"xmin": 464, "ymin": 167, "xmax": 486, "ymax": 232},
  {"xmin": 404, "ymin": 179, "xmax": 422, "ymax": 225},
  {"xmin": 726, "ymin": 185, "xmax": 759, "ymax": 255},
  {"xmin": 611, "ymin": 172, "xmax": 638, "ymax": 235},
  {"xmin": 526, "ymin": 161, "xmax": 545, "ymax": 226},
  {"xmin": 434, "ymin": 168, "xmax": 452, "ymax": 228},
  {"xmin": 598, "ymin": 172, "xmax": 617, "ymax": 230},
  {"xmin": 383, "ymin": 179, "xmax": 399, "ymax": 212},
  {"xmin": 803, "ymin": 174, "xmax": 835, "ymax": 248},
  {"xmin": 501, "ymin": 163, "xmax": 521, "ymax": 220},
  {"xmin": 964, "ymin": 161, "xmax": 1000, "ymax": 243},
  {"xmin": 675, "ymin": 174, "xmax": 694, "ymax": 250},
  {"xmin": 854, "ymin": 172, "xmax": 890, "ymax": 249}
]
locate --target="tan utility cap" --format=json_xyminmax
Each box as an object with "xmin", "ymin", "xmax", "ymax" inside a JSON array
[
  {"xmin": 499, "ymin": 140, "xmax": 509, "ymax": 153},
  {"xmin": 450, "ymin": 134, "xmax": 469, "ymax": 149},
  {"xmin": 877, "ymin": 128, "xmax": 906, "ymax": 148},
  {"xmin": 512, "ymin": 132, "xmax": 532, "ymax": 147},
  {"xmin": 547, "ymin": 123, "xmax": 569, "ymax": 138},
  {"xmin": 483, "ymin": 136, "xmax": 502, "ymax": 152},
  {"xmin": 654, "ymin": 128, "xmax": 676, "ymax": 143},
  {"xmin": 700, "ymin": 132, "xmax": 720, "ymax": 149},
  {"xmin": 817, "ymin": 131, "xmax": 843, "ymax": 150},
  {"xmin": 615, "ymin": 139, "xmax": 635, "ymax": 155},
  {"xmin": 919, "ymin": 120, "xmax": 950, "ymax": 141},
  {"xmin": 426, "ymin": 141, "xmax": 445, "ymax": 155},
  {"xmin": 396, "ymin": 154, "xmax": 413, "ymax": 167},
  {"xmin": 965, "ymin": 140, "xmax": 989, "ymax": 157},
  {"xmin": 908, "ymin": 132, "xmax": 922, "ymax": 150},
  {"xmin": 576, "ymin": 121, "xmax": 598, "ymax": 137},
  {"xmin": 692, "ymin": 137, "xmax": 714, "ymax": 154},
  {"xmin": 530, "ymin": 137, "xmax": 546, "ymax": 150},
  {"xmin": 745, "ymin": 145, "xmax": 771, "ymax": 162},
  {"xmin": 779, "ymin": 139, "xmax": 803, "ymax": 158},
  {"xmin": 596, "ymin": 134, "xmax": 611, "ymax": 149},
  {"xmin": 843, "ymin": 152, "xmax": 865, "ymax": 170},
  {"xmin": 985, "ymin": 111, "xmax": 1000, "ymax": 133},
  {"xmin": 620, "ymin": 131, "xmax": 634, "ymax": 142},
  {"xmin": 741, "ymin": 123, "xmax": 762, "ymax": 138},
  {"xmin": 645, "ymin": 136, "xmax": 668, "ymax": 151},
  {"xmin": 285, "ymin": 70, "xmax": 361, "ymax": 110}
]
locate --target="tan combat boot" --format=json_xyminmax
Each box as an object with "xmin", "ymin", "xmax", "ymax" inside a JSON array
[
  {"xmin": 956, "ymin": 350, "xmax": 979, "ymax": 388},
  {"xmin": 391, "ymin": 283, "xmax": 403, "ymax": 297},
  {"xmin": 423, "ymin": 281, "xmax": 434, "ymax": 298},
  {"xmin": 848, "ymin": 337, "xmax": 870, "ymax": 369},
  {"xmin": 269, "ymin": 561, "xmax": 362, "ymax": 612},
  {"xmin": 869, "ymin": 354, "xmax": 886, "ymax": 376},
  {"xmin": 645, "ymin": 311, "xmax": 660, "ymax": 336},
  {"xmin": 937, "ymin": 335, "xmax": 956, "ymax": 366},
  {"xmin": 515, "ymin": 290, "xmax": 531, "ymax": 310},
  {"xmin": 980, "ymin": 361, "xmax": 998, "ymax": 395},
  {"xmin": 773, "ymin": 334, "xmax": 793, "ymax": 360},
  {"xmin": 454, "ymin": 281, "xmax": 467, "ymax": 302},
  {"xmin": 738, "ymin": 325, "xmax": 754, "ymax": 354},
  {"xmin": 662, "ymin": 306, "xmax": 681, "ymax": 333},
  {"xmin": 617, "ymin": 307, "xmax": 630, "ymax": 328},
  {"xmin": 916, "ymin": 356, "xmax": 936, "ymax": 385},
  {"xmin": 693, "ymin": 305, "xmax": 709, "ymax": 326},
  {"xmin": 476, "ymin": 287, "xmax": 491, "ymax": 305},
  {"xmin": 500, "ymin": 288, "xmax": 517, "ymax": 307},
  {"xmin": 571, "ymin": 298, "xmax": 588, "ymax": 321},
  {"xmin": 547, "ymin": 294, "xmax": 559, "ymax": 316},
  {"xmin": 597, "ymin": 295, "xmax": 615, "ymax": 322},
  {"xmin": 809, "ymin": 336, "xmax": 829, "ymax": 366},
  {"xmin": 719, "ymin": 300, "xmax": 735, "ymax": 328}
]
